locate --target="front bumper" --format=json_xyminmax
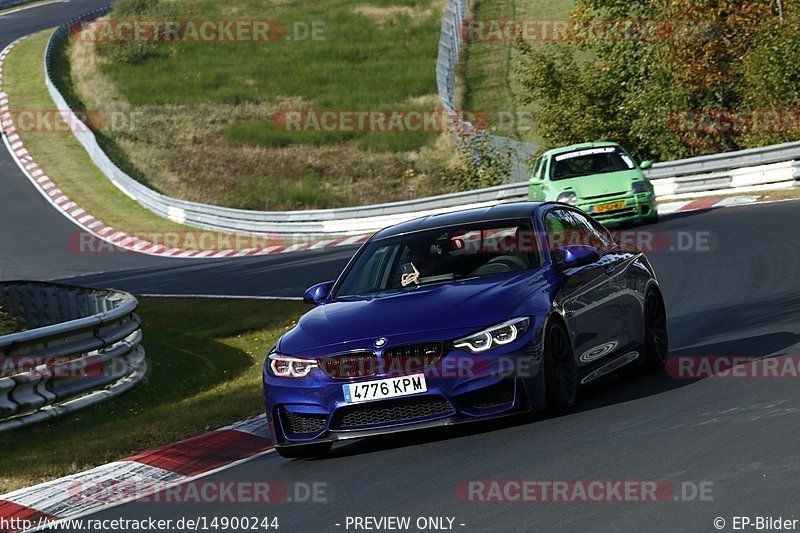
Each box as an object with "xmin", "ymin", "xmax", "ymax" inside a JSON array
[
  {"xmin": 263, "ymin": 339, "xmax": 544, "ymax": 446},
  {"xmin": 579, "ymin": 192, "xmax": 656, "ymax": 225}
]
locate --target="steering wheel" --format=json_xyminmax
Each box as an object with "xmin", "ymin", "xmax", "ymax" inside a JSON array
[{"xmin": 469, "ymin": 256, "xmax": 524, "ymax": 277}]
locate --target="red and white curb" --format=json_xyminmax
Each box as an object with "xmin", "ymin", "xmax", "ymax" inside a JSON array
[
  {"xmin": 0, "ymin": 37, "xmax": 369, "ymax": 259},
  {"xmin": 656, "ymin": 194, "xmax": 787, "ymax": 215},
  {"xmin": 0, "ymin": 416, "xmax": 273, "ymax": 531}
]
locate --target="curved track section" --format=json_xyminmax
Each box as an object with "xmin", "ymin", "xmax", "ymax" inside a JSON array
[
  {"xmin": 1, "ymin": 3, "xmax": 800, "ymax": 531},
  {"xmin": 0, "ymin": 0, "xmax": 171, "ymax": 280}
]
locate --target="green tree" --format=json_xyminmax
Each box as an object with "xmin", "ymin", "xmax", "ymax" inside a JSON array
[
  {"xmin": 661, "ymin": 0, "xmax": 774, "ymax": 153},
  {"xmin": 739, "ymin": 3, "xmax": 800, "ymax": 146},
  {"xmin": 515, "ymin": 0, "xmax": 786, "ymax": 160}
]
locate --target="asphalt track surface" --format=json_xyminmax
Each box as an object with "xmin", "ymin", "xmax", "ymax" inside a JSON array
[{"xmin": 2, "ymin": 2, "xmax": 800, "ymax": 532}]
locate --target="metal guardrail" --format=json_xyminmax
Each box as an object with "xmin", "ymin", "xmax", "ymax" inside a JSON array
[
  {"xmin": 649, "ymin": 159, "xmax": 800, "ymax": 199},
  {"xmin": 40, "ymin": 7, "xmax": 800, "ymax": 239},
  {"xmin": 646, "ymin": 142, "xmax": 800, "ymax": 179},
  {"xmin": 437, "ymin": 0, "xmax": 536, "ymax": 182},
  {"xmin": 0, "ymin": 282, "xmax": 145, "ymax": 432}
]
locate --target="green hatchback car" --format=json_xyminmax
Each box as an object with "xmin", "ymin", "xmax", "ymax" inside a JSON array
[{"xmin": 529, "ymin": 142, "xmax": 657, "ymax": 225}]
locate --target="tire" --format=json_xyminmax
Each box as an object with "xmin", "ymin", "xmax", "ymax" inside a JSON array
[
  {"xmin": 643, "ymin": 289, "xmax": 669, "ymax": 371},
  {"xmin": 276, "ymin": 442, "xmax": 332, "ymax": 459},
  {"xmin": 544, "ymin": 321, "xmax": 578, "ymax": 413}
]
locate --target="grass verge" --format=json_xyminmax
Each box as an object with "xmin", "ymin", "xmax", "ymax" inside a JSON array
[
  {"xmin": 461, "ymin": 0, "xmax": 575, "ymax": 141},
  {"xmin": 0, "ymin": 297, "xmax": 306, "ymax": 494},
  {"xmin": 757, "ymin": 188, "xmax": 800, "ymax": 200},
  {"xmin": 58, "ymin": 0, "xmax": 459, "ymax": 210}
]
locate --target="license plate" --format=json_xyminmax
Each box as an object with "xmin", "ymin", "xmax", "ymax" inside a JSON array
[
  {"xmin": 342, "ymin": 373, "xmax": 427, "ymax": 404},
  {"xmin": 593, "ymin": 200, "xmax": 626, "ymax": 214}
]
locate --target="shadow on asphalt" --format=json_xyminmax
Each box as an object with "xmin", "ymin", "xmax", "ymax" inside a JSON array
[
  {"xmin": 292, "ymin": 329, "xmax": 800, "ymax": 462},
  {"xmin": 653, "ymin": 207, "xmax": 723, "ymax": 224},
  {"xmin": 300, "ymin": 365, "xmax": 695, "ymax": 462},
  {"xmin": 605, "ymin": 206, "xmax": 715, "ymax": 231},
  {"xmin": 675, "ymin": 332, "xmax": 800, "ymax": 358}
]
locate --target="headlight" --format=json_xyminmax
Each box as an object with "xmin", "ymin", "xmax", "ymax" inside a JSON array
[
  {"xmin": 268, "ymin": 353, "xmax": 318, "ymax": 378},
  {"xmin": 454, "ymin": 318, "xmax": 531, "ymax": 353},
  {"xmin": 556, "ymin": 191, "xmax": 578, "ymax": 205},
  {"xmin": 632, "ymin": 180, "xmax": 653, "ymax": 194}
]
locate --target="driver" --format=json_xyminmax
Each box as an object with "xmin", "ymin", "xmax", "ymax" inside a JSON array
[{"xmin": 408, "ymin": 242, "xmax": 435, "ymax": 275}]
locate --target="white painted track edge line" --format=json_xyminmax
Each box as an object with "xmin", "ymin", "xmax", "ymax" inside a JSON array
[
  {"xmin": 0, "ymin": 0, "xmax": 66, "ymax": 18},
  {"xmin": 139, "ymin": 294, "xmax": 303, "ymax": 301}
]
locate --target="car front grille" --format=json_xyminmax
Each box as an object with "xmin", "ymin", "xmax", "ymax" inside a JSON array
[
  {"xmin": 592, "ymin": 207, "xmax": 638, "ymax": 220},
  {"xmin": 381, "ymin": 342, "xmax": 444, "ymax": 374},
  {"xmin": 321, "ymin": 343, "xmax": 445, "ymax": 379},
  {"xmin": 330, "ymin": 396, "xmax": 454, "ymax": 430},
  {"xmin": 321, "ymin": 351, "xmax": 378, "ymax": 379},
  {"xmin": 583, "ymin": 191, "xmax": 629, "ymax": 201},
  {"xmin": 281, "ymin": 409, "xmax": 327, "ymax": 435}
]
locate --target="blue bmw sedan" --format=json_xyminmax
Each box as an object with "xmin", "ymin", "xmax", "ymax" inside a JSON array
[{"xmin": 263, "ymin": 202, "xmax": 668, "ymax": 458}]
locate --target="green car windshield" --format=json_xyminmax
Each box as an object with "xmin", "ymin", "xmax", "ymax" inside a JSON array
[{"xmin": 551, "ymin": 146, "xmax": 636, "ymax": 180}]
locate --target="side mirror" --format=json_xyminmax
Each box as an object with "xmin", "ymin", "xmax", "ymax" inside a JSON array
[
  {"xmin": 640, "ymin": 160, "xmax": 653, "ymax": 170},
  {"xmin": 303, "ymin": 281, "xmax": 334, "ymax": 305},
  {"xmin": 554, "ymin": 245, "xmax": 600, "ymax": 271}
]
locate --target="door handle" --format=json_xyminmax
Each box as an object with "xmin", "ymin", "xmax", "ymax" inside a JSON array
[{"xmin": 604, "ymin": 265, "xmax": 615, "ymax": 275}]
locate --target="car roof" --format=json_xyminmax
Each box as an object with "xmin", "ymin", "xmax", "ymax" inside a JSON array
[
  {"xmin": 539, "ymin": 141, "xmax": 622, "ymax": 159},
  {"xmin": 372, "ymin": 201, "xmax": 545, "ymax": 240}
]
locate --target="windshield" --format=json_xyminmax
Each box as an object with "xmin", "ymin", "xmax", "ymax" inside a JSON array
[
  {"xmin": 334, "ymin": 219, "xmax": 540, "ymax": 298},
  {"xmin": 551, "ymin": 146, "xmax": 636, "ymax": 180}
]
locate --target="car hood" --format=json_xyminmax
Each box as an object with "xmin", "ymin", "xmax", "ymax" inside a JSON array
[
  {"xmin": 279, "ymin": 272, "xmax": 541, "ymax": 354},
  {"xmin": 552, "ymin": 169, "xmax": 643, "ymax": 198}
]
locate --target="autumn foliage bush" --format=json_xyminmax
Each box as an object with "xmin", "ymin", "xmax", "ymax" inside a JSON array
[{"xmin": 516, "ymin": 0, "xmax": 797, "ymax": 161}]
